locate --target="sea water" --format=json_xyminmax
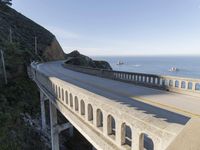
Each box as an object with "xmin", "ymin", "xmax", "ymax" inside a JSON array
[{"xmin": 92, "ymin": 56, "xmax": 200, "ymax": 79}]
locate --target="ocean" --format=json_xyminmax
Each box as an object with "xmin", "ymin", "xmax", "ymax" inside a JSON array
[{"xmin": 92, "ymin": 56, "xmax": 200, "ymax": 79}]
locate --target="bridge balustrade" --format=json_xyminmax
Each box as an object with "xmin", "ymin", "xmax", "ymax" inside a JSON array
[
  {"xmin": 30, "ymin": 65, "xmax": 176, "ymax": 150},
  {"xmin": 63, "ymin": 64, "xmax": 200, "ymax": 97}
]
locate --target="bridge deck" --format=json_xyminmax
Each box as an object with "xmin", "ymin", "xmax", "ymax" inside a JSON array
[{"xmin": 37, "ymin": 61, "xmax": 200, "ymax": 134}]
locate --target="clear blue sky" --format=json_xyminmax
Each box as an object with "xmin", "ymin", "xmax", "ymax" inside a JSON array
[{"xmin": 12, "ymin": 0, "xmax": 200, "ymax": 56}]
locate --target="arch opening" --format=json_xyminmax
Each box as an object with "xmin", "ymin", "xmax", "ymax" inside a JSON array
[
  {"xmin": 70, "ymin": 93, "xmax": 73, "ymax": 108},
  {"xmin": 181, "ymin": 81, "xmax": 186, "ymax": 89},
  {"xmin": 195, "ymin": 83, "xmax": 200, "ymax": 91},
  {"xmin": 81, "ymin": 100, "xmax": 85, "ymax": 116},
  {"xmin": 65, "ymin": 91, "xmax": 68, "ymax": 104},
  {"xmin": 96, "ymin": 109, "xmax": 103, "ymax": 130},
  {"xmin": 121, "ymin": 123, "xmax": 132, "ymax": 148},
  {"xmin": 88, "ymin": 104, "xmax": 93, "ymax": 122},
  {"xmin": 107, "ymin": 115, "xmax": 116, "ymax": 139},
  {"xmin": 175, "ymin": 80, "xmax": 179, "ymax": 88},
  {"xmin": 61, "ymin": 88, "xmax": 64, "ymax": 101},
  {"xmin": 58, "ymin": 87, "xmax": 61, "ymax": 98},
  {"xmin": 55, "ymin": 85, "xmax": 58, "ymax": 97},
  {"xmin": 188, "ymin": 82, "xmax": 193, "ymax": 90},
  {"xmin": 169, "ymin": 80, "xmax": 173, "ymax": 86},
  {"xmin": 139, "ymin": 133, "xmax": 154, "ymax": 150},
  {"xmin": 75, "ymin": 96, "xmax": 79, "ymax": 111}
]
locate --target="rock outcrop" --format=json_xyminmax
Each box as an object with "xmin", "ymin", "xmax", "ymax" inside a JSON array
[{"xmin": 65, "ymin": 50, "xmax": 112, "ymax": 70}]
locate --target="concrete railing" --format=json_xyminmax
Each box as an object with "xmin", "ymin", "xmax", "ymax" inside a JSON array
[
  {"xmin": 63, "ymin": 64, "xmax": 200, "ymax": 97},
  {"xmin": 30, "ymin": 62, "xmax": 176, "ymax": 150}
]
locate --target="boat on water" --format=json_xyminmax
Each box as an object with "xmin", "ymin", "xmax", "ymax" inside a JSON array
[
  {"xmin": 169, "ymin": 67, "xmax": 179, "ymax": 72},
  {"xmin": 116, "ymin": 61, "xmax": 124, "ymax": 65}
]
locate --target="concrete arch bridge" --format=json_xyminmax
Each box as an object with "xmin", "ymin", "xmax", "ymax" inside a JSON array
[{"xmin": 29, "ymin": 61, "xmax": 200, "ymax": 150}]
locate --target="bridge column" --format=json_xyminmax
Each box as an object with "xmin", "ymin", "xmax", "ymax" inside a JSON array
[
  {"xmin": 93, "ymin": 106, "xmax": 97, "ymax": 127},
  {"xmin": 69, "ymin": 126, "xmax": 74, "ymax": 137},
  {"xmin": 185, "ymin": 81, "xmax": 189, "ymax": 89},
  {"xmin": 103, "ymin": 112, "xmax": 108, "ymax": 136},
  {"xmin": 49, "ymin": 101, "xmax": 59, "ymax": 150},
  {"xmin": 192, "ymin": 82, "xmax": 196, "ymax": 91},
  {"xmin": 132, "ymin": 130, "xmax": 141, "ymax": 150},
  {"xmin": 116, "ymin": 120, "xmax": 122, "ymax": 147},
  {"xmin": 40, "ymin": 90, "xmax": 47, "ymax": 131}
]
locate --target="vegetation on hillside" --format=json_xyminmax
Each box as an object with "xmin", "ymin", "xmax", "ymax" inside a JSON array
[
  {"xmin": 0, "ymin": 3, "xmax": 54, "ymax": 149},
  {"xmin": 0, "ymin": 39, "xmax": 50, "ymax": 150},
  {"xmin": 0, "ymin": 4, "xmax": 62, "ymax": 62}
]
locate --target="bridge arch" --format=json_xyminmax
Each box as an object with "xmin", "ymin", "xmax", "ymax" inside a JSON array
[
  {"xmin": 169, "ymin": 80, "xmax": 173, "ymax": 86},
  {"xmin": 107, "ymin": 115, "xmax": 116, "ymax": 139},
  {"xmin": 58, "ymin": 87, "xmax": 61, "ymax": 98},
  {"xmin": 61, "ymin": 88, "xmax": 64, "ymax": 101},
  {"xmin": 65, "ymin": 91, "xmax": 68, "ymax": 104},
  {"xmin": 55, "ymin": 85, "xmax": 58, "ymax": 97},
  {"xmin": 96, "ymin": 109, "xmax": 103, "ymax": 129},
  {"xmin": 188, "ymin": 82, "xmax": 193, "ymax": 90},
  {"xmin": 139, "ymin": 133, "xmax": 154, "ymax": 150},
  {"xmin": 181, "ymin": 81, "xmax": 186, "ymax": 89},
  {"xmin": 52, "ymin": 83, "xmax": 55, "ymax": 92},
  {"xmin": 70, "ymin": 93, "xmax": 73, "ymax": 108},
  {"xmin": 80, "ymin": 100, "xmax": 85, "ymax": 116},
  {"xmin": 75, "ymin": 96, "xmax": 79, "ymax": 111},
  {"xmin": 195, "ymin": 83, "xmax": 200, "ymax": 91},
  {"xmin": 121, "ymin": 123, "xmax": 132, "ymax": 148},
  {"xmin": 88, "ymin": 104, "xmax": 93, "ymax": 122},
  {"xmin": 175, "ymin": 80, "xmax": 179, "ymax": 88}
]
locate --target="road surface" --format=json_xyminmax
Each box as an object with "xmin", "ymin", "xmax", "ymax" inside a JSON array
[{"xmin": 36, "ymin": 61, "xmax": 200, "ymax": 134}]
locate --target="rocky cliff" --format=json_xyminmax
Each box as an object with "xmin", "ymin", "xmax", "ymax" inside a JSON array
[{"xmin": 0, "ymin": 5, "xmax": 65, "ymax": 62}]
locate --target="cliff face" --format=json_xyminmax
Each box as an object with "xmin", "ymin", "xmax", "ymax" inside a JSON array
[
  {"xmin": 0, "ymin": 5, "xmax": 65, "ymax": 61},
  {"xmin": 43, "ymin": 38, "xmax": 65, "ymax": 61}
]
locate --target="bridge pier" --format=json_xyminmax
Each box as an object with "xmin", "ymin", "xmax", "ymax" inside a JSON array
[
  {"xmin": 69, "ymin": 126, "xmax": 74, "ymax": 137},
  {"xmin": 49, "ymin": 99, "xmax": 74, "ymax": 150},
  {"xmin": 40, "ymin": 90, "xmax": 47, "ymax": 131},
  {"xmin": 49, "ymin": 101, "xmax": 59, "ymax": 150}
]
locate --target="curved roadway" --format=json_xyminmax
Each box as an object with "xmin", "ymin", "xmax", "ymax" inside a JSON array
[{"xmin": 37, "ymin": 61, "xmax": 200, "ymax": 134}]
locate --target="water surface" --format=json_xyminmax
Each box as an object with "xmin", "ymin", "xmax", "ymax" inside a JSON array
[{"xmin": 92, "ymin": 56, "xmax": 200, "ymax": 79}]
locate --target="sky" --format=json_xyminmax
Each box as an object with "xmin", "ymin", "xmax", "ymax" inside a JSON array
[{"xmin": 12, "ymin": 0, "xmax": 200, "ymax": 56}]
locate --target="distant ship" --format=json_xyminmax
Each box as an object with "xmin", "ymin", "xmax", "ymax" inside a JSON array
[
  {"xmin": 116, "ymin": 61, "xmax": 124, "ymax": 65},
  {"xmin": 169, "ymin": 67, "xmax": 179, "ymax": 72}
]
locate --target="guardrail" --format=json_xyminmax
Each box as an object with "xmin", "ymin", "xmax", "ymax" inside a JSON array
[{"xmin": 63, "ymin": 64, "xmax": 200, "ymax": 97}]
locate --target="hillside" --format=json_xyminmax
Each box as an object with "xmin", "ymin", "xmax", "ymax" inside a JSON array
[
  {"xmin": 0, "ymin": 4, "xmax": 65, "ymax": 150},
  {"xmin": 0, "ymin": 5, "xmax": 65, "ymax": 61},
  {"xmin": 0, "ymin": 4, "xmax": 65, "ymax": 81}
]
